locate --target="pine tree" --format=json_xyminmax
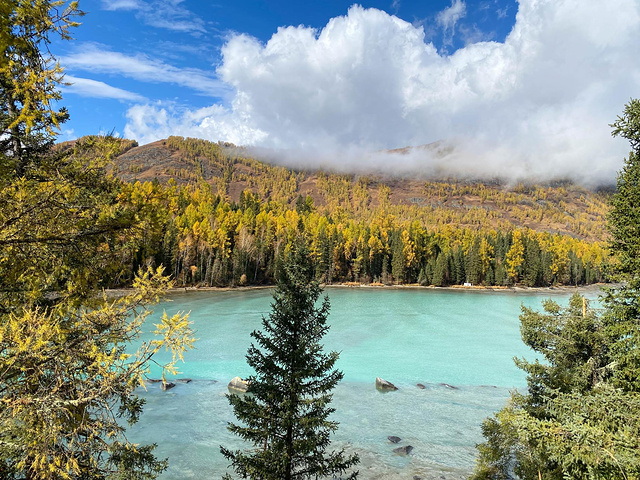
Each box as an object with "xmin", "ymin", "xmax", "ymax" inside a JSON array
[
  {"xmin": 432, "ymin": 251, "xmax": 449, "ymax": 287},
  {"xmin": 609, "ymin": 98, "xmax": 640, "ymax": 276},
  {"xmin": 391, "ymin": 231, "xmax": 405, "ymax": 283},
  {"xmin": 471, "ymin": 98, "xmax": 640, "ymax": 480},
  {"xmin": 221, "ymin": 244, "xmax": 359, "ymax": 480}
]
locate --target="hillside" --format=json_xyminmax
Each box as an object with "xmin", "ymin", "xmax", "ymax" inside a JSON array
[{"xmin": 114, "ymin": 136, "xmax": 610, "ymax": 242}]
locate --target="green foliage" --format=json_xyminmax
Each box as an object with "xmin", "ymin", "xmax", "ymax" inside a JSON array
[
  {"xmin": 221, "ymin": 243, "xmax": 359, "ymax": 480},
  {"xmin": 609, "ymin": 99, "xmax": 640, "ymax": 276},
  {"xmin": 471, "ymin": 98, "xmax": 640, "ymax": 480},
  {"xmin": 471, "ymin": 293, "xmax": 640, "ymax": 480}
]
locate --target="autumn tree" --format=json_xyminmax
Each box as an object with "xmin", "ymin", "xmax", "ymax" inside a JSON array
[
  {"xmin": 471, "ymin": 99, "xmax": 640, "ymax": 480},
  {"xmin": 1, "ymin": 0, "xmax": 82, "ymax": 175},
  {"xmin": 505, "ymin": 230, "xmax": 524, "ymax": 284},
  {"xmin": 221, "ymin": 243, "xmax": 359, "ymax": 480},
  {"xmin": 0, "ymin": 3, "xmax": 194, "ymax": 478}
]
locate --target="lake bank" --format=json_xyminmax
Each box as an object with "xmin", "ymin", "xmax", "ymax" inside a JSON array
[{"xmin": 106, "ymin": 281, "xmax": 612, "ymax": 298}]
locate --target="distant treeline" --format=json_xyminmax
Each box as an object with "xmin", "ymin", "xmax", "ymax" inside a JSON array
[{"xmin": 116, "ymin": 180, "xmax": 612, "ymax": 288}]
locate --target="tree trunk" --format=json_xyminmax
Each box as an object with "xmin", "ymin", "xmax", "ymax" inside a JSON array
[{"xmin": 7, "ymin": 97, "xmax": 24, "ymax": 176}]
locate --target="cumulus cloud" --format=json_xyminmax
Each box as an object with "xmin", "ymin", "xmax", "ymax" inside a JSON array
[
  {"xmin": 124, "ymin": 1, "xmax": 640, "ymax": 185},
  {"xmin": 62, "ymin": 44, "xmax": 231, "ymax": 98},
  {"xmin": 63, "ymin": 76, "xmax": 146, "ymax": 101}
]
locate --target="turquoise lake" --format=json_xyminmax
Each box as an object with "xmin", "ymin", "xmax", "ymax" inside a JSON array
[{"xmin": 129, "ymin": 287, "xmax": 600, "ymax": 479}]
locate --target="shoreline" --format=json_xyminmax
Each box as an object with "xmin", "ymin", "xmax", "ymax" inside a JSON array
[{"xmin": 105, "ymin": 282, "xmax": 612, "ymax": 297}]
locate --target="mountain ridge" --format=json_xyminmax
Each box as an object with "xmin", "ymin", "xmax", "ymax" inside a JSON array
[{"xmin": 110, "ymin": 136, "xmax": 610, "ymax": 242}]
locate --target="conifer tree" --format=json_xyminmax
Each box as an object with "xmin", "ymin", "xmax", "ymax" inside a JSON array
[
  {"xmin": 0, "ymin": 3, "xmax": 195, "ymax": 478},
  {"xmin": 471, "ymin": 98, "xmax": 640, "ymax": 480},
  {"xmin": 221, "ymin": 243, "xmax": 359, "ymax": 480}
]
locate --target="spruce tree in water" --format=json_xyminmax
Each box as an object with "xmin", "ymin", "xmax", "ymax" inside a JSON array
[{"xmin": 221, "ymin": 244, "xmax": 359, "ymax": 480}]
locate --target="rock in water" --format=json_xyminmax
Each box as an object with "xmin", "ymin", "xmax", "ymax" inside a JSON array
[
  {"xmin": 376, "ymin": 377, "xmax": 398, "ymax": 391},
  {"xmin": 228, "ymin": 376, "xmax": 249, "ymax": 393},
  {"xmin": 393, "ymin": 445, "xmax": 413, "ymax": 455},
  {"xmin": 416, "ymin": 383, "xmax": 426, "ymax": 389},
  {"xmin": 440, "ymin": 383, "xmax": 458, "ymax": 390},
  {"xmin": 387, "ymin": 436, "xmax": 401, "ymax": 443},
  {"xmin": 176, "ymin": 378, "xmax": 192, "ymax": 384},
  {"xmin": 161, "ymin": 381, "xmax": 175, "ymax": 391}
]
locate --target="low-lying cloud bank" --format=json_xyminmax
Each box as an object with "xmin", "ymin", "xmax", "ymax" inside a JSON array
[{"xmin": 124, "ymin": 1, "xmax": 640, "ymax": 186}]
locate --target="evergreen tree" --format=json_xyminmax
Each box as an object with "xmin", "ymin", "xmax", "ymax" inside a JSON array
[
  {"xmin": 609, "ymin": 98, "xmax": 640, "ymax": 276},
  {"xmin": 453, "ymin": 248, "xmax": 466, "ymax": 285},
  {"xmin": 391, "ymin": 231, "xmax": 405, "ymax": 283},
  {"xmin": 417, "ymin": 267, "xmax": 428, "ymax": 286},
  {"xmin": 522, "ymin": 237, "xmax": 542, "ymax": 287},
  {"xmin": 221, "ymin": 244, "xmax": 359, "ymax": 480},
  {"xmin": 432, "ymin": 251, "xmax": 449, "ymax": 287},
  {"xmin": 471, "ymin": 98, "xmax": 640, "ymax": 480},
  {"xmin": 466, "ymin": 237, "xmax": 482, "ymax": 285}
]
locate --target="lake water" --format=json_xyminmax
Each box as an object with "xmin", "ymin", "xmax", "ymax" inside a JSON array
[{"xmin": 128, "ymin": 287, "xmax": 599, "ymax": 479}]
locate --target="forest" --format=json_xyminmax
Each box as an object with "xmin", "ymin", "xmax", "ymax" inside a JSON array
[{"xmin": 100, "ymin": 135, "xmax": 613, "ymax": 289}]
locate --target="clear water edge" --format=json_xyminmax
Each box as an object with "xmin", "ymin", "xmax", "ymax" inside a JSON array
[{"xmin": 127, "ymin": 287, "xmax": 601, "ymax": 479}]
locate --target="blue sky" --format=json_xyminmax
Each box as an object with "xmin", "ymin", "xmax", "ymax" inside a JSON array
[
  {"xmin": 56, "ymin": 0, "xmax": 517, "ymax": 137},
  {"xmin": 53, "ymin": 0, "xmax": 640, "ymax": 184}
]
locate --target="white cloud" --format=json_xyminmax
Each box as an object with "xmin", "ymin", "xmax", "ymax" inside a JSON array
[
  {"xmin": 124, "ymin": 1, "xmax": 640, "ymax": 185},
  {"xmin": 62, "ymin": 44, "xmax": 231, "ymax": 98},
  {"xmin": 437, "ymin": 0, "xmax": 467, "ymax": 47},
  {"xmin": 102, "ymin": 0, "xmax": 142, "ymax": 10},
  {"xmin": 124, "ymin": 103, "xmax": 267, "ymax": 146},
  {"xmin": 63, "ymin": 75, "xmax": 146, "ymax": 101},
  {"xmin": 100, "ymin": 0, "xmax": 205, "ymax": 33}
]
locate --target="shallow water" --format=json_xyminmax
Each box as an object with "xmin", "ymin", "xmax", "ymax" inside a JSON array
[{"xmin": 128, "ymin": 287, "xmax": 599, "ymax": 479}]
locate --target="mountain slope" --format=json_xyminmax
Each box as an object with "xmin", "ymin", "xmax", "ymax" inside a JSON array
[{"xmin": 114, "ymin": 137, "xmax": 610, "ymax": 242}]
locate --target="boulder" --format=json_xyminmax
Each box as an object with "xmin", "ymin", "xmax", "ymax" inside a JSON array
[
  {"xmin": 161, "ymin": 381, "xmax": 176, "ymax": 391},
  {"xmin": 376, "ymin": 377, "xmax": 398, "ymax": 391},
  {"xmin": 228, "ymin": 376, "xmax": 250, "ymax": 393},
  {"xmin": 393, "ymin": 445, "xmax": 413, "ymax": 455},
  {"xmin": 387, "ymin": 436, "xmax": 401, "ymax": 444},
  {"xmin": 416, "ymin": 383, "xmax": 426, "ymax": 389}
]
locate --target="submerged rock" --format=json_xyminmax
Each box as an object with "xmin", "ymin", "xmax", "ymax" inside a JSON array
[
  {"xmin": 387, "ymin": 436, "xmax": 401, "ymax": 443},
  {"xmin": 393, "ymin": 445, "xmax": 413, "ymax": 455},
  {"xmin": 161, "ymin": 382, "xmax": 176, "ymax": 391},
  {"xmin": 146, "ymin": 378, "xmax": 162, "ymax": 383},
  {"xmin": 228, "ymin": 376, "xmax": 250, "ymax": 393},
  {"xmin": 176, "ymin": 378, "xmax": 192, "ymax": 384},
  {"xmin": 376, "ymin": 377, "xmax": 398, "ymax": 391},
  {"xmin": 416, "ymin": 383, "xmax": 426, "ymax": 389},
  {"xmin": 440, "ymin": 383, "xmax": 458, "ymax": 390}
]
